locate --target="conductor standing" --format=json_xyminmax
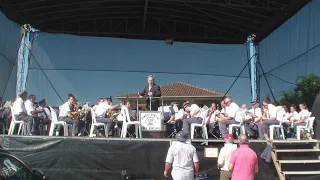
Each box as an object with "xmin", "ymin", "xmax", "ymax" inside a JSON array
[{"xmin": 139, "ymin": 75, "xmax": 161, "ymax": 111}]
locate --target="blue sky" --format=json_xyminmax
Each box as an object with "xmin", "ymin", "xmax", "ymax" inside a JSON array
[{"xmin": 26, "ymin": 33, "xmax": 252, "ymax": 106}]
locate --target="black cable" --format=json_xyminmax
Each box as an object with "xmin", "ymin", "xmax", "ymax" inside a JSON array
[
  {"xmin": 258, "ymin": 60, "xmax": 278, "ymax": 105},
  {"xmin": 24, "ymin": 40, "xmax": 64, "ymax": 103},
  {"xmin": 221, "ymin": 42, "xmax": 253, "ymax": 100},
  {"xmin": 264, "ymin": 42, "xmax": 320, "ymax": 74},
  {"xmin": 1, "ymin": 38, "xmax": 22, "ymax": 98},
  {"xmin": 0, "ymin": 52, "xmax": 15, "ymax": 65},
  {"xmin": 265, "ymin": 73, "xmax": 296, "ymax": 86},
  {"xmin": 2, "ymin": 57, "xmax": 17, "ymax": 98},
  {"xmin": 27, "ymin": 67, "xmax": 250, "ymax": 79}
]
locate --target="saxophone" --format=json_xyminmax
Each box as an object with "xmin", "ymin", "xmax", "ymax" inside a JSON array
[
  {"xmin": 68, "ymin": 102, "xmax": 80, "ymax": 120},
  {"xmin": 106, "ymin": 109, "xmax": 120, "ymax": 121}
]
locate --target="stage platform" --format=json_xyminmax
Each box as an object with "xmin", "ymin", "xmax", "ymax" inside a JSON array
[{"xmin": 0, "ymin": 135, "xmax": 320, "ymax": 180}]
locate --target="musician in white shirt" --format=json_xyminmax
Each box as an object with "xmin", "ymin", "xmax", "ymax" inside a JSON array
[
  {"xmin": 24, "ymin": 94, "xmax": 43, "ymax": 135},
  {"xmin": 293, "ymin": 103, "xmax": 310, "ymax": 134},
  {"xmin": 217, "ymin": 97, "xmax": 240, "ymax": 138},
  {"xmin": 12, "ymin": 91, "xmax": 34, "ymax": 135},
  {"xmin": 92, "ymin": 98, "xmax": 104, "ymax": 111},
  {"xmin": 257, "ymin": 97, "xmax": 279, "ymax": 139},
  {"xmin": 173, "ymin": 108, "xmax": 188, "ymax": 133},
  {"xmin": 182, "ymin": 101, "xmax": 203, "ymax": 135},
  {"xmin": 37, "ymin": 99, "xmax": 51, "ymax": 130},
  {"xmin": 244, "ymin": 101, "xmax": 262, "ymax": 138},
  {"xmin": 95, "ymin": 97, "xmax": 120, "ymax": 136},
  {"xmin": 205, "ymin": 103, "xmax": 219, "ymax": 134},
  {"xmin": 58, "ymin": 94, "xmax": 79, "ymax": 136},
  {"xmin": 286, "ymin": 104, "xmax": 300, "ymax": 125}
]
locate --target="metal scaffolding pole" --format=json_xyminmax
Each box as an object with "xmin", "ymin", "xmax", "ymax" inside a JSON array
[
  {"xmin": 247, "ymin": 35, "xmax": 260, "ymax": 102},
  {"xmin": 16, "ymin": 25, "xmax": 31, "ymax": 98}
]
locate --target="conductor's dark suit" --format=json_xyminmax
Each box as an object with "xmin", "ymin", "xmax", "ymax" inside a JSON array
[{"xmin": 140, "ymin": 83, "xmax": 161, "ymax": 111}]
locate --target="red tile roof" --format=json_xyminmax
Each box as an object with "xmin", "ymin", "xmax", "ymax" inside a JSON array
[{"xmin": 116, "ymin": 81, "xmax": 224, "ymax": 98}]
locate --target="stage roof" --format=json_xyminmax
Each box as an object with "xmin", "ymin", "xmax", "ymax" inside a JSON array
[{"xmin": 0, "ymin": 0, "xmax": 311, "ymax": 44}]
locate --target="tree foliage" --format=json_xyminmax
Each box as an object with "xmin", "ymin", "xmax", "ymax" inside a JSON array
[{"xmin": 279, "ymin": 74, "xmax": 320, "ymax": 110}]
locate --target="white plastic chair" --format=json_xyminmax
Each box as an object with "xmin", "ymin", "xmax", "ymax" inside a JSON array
[
  {"xmin": 190, "ymin": 110, "xmax": 208, "ymax": 140},
  {"xmin": 228, "ymin": 110, "xmax": 246, "ymax": 136},
  {"xmin": 172, "ymin": 105, "xmax": 179, "ymax": 113},
  {"xmin": 48, "ymin": 106, "xmax": 68, "ymax": 136},
  {"xmin": 296, "ymin": 116, "xmax": 315, "ymax": 140},
  {"xmin": 8, "ymin": 105, "xmax": 26, "ymax": 135},
  {"xmin": 269, "ymin": 107, "xmax": 285, "ymax": 140},
  {"xmin": 89, "ymin": 108, "xmax": 108, "ymax": 137},
  {"xmin": 121, "ymin": 106, "xmax": 142, "ymax": 138}
]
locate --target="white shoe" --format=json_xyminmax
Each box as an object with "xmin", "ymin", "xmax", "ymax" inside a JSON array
[{"xmin": 55, "ymin": 131, "xmax": 59, "ymax": 136}]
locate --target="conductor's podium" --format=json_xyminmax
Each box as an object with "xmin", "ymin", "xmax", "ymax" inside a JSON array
[{"xmin": 139, "ymin": 111, "xmax": 164, "ymax": 138}]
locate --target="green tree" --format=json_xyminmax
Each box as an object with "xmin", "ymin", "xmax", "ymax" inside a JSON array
[{"xmin": 279, "ymin": 74, "xmax": 320, "ymax": 110}]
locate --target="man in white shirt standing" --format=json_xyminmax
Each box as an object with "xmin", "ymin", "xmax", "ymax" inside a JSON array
[
  {"xmin": 24, "ymin": 94, "xmax": 43, "ymax": 135},
  {"xmin": 217, "ymin": 97, "xmax": 240, "ymax": 138},
  {"xmin": 95, "ymin": 97, "xmax": 120, "ymax": 136},
  {"xmin": 257, "ymin": 97, "xmax": 279, "ymax": 139},
  {"xmin": 58, "ymin": 94, "xmax": 79, "ymax": 136},
  {"xmin": 164, "ymin": 131, "xmax": 199, "ymax": 180},
  {"xmin": 12, "ymin": 91, "xmax": 34, "ymax": 135},
  {"xmin": 218, "ymin": 134, "xmax": 237, "ymax": 180},
  {"xmin": 182, "ymin": 101, "xmax": 203, "ymax": 135}
]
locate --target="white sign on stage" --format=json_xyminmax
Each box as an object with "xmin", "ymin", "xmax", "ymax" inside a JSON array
[
  {"xmin": 204, "ymin": 147, "xmax": 219, "ymax": 158},
  {"xmin": 139, "ymin": 111, "xmax": 163, "ymax": 131}
]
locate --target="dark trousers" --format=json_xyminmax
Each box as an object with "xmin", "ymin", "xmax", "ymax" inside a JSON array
[
  {"xmin": 257, "ymin": 120, "xmax": 279, "ymax": 138},
  {"xmin": 59, "ymin": 116, "xmax": 79, "ymax": 135},
  {"xmin": 182, "ymin": 117, "xmax": 203, "ymax": 134},
  {"xmin": 32, "ymin": 117, "xmax": 40, "ymax": 134},
  {"xmin": 146, "ymin": 100, "xmax": 159, "ymax": 111},
  {"xmin": 293, "ymin": 122, "xmax": 306, "ymax": 133},
  {"xmin": 96, "ymin": 117, "xmax": 115, "ymax": 136},
  {"xmin": 219, "ymin": 119, "xmax": 239, "ymax": 138},
  {"xmin": 16, "ymin": 114, "xmax": 33, "ymax": 134},
  {"xmin": 174, "ymin": 120, "xmax": 183, "ymax": 132},
  {"xmin": 40, "ymin": 119, "xmax": 51, "ymax": 134},
  {"xmin": 244, "ymin": 120, "xmax": 258, "ymax": 137}
]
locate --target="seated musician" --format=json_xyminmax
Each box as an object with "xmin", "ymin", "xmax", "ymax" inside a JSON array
[
  {"xmin": 217, "ymin": 97, "xmax": 240, "ymax": 138},
  {"xmin": 58, "ymin": 94, "xmax": 79, "ymax": 136},
  {"xmin": 172, "ymin": 107, "xmax": 189, "ymax": 133},
  {"xmin": 92, "ymin": 98, "xmax": 104, "ymax": 111},
  {"xmin": 292, "ymin": 103, "xmax": 311, "ymax": 135},
  {"xmin": 116, "ymin": 101, "xmax": 136, "ymax": 136},
  {"xmin": 37, "ymin": 99, "xmax": 51, "ymax": 131},
  {"xmin": 205, "ymin": 103, "xmax": 219, "ymax": 133},
  {"xmin": 159, "ymin": 104, "xmax": 176, "ymax": 137},
  {"xmin": 257, "ymin": 97, "xmax": 279, "ymax": 139},
  {"xmin": 0, "ymin": 98, "xmax": 11, "ymax": 131},
  {"xmin": 24, "ymin": 94, "xmax": 44, "ymax": 135},
  {"xmin": 182, "ymin": 101, "xmax": 203, "ymax": 135},
  {"xmin": 244, "ymin": 101, "xmax": 262, "ymax": 139},
  {"xmin": 12, "ymin": 91, "xmax": 34, "ymax": 135},
  {"xmin": 94, "ymin": 97, "xmax": 120, "ymax": 137},
  {"xmin": 283, "ymin": 105, "xmax": 299, "ymax": 134}
]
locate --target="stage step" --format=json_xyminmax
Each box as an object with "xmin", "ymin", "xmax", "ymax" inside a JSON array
[
  {"xmin": 278, "ymin": 160, "xmax": 320, "ymax": 164},
  {"xmin": 274, "ymin": 149, "xmax": 320, "ymax": 153},
  {"xmin": 282, "ymin": 171, "xmax": 320, "ymax": 175}
]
